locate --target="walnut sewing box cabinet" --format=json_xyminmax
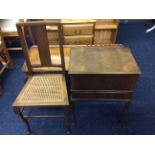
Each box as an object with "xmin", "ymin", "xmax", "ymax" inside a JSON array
[{"xmin": 68, "ymin": 45, "xmax": 141, "ymax": 120}]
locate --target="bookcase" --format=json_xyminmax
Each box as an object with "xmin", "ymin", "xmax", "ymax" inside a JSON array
[{"xmin": 46, "ymin": 19, "xmax": 119, "ymax": 45}]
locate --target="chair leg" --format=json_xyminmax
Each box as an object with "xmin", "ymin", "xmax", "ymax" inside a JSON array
[
  {"xmin": 64, "ymin": 106, "xmax": 71, "ymax": 134},
  {"xmin": 118, "ymin": 101, "xmax": 131, "ymax": 123},
  {"xmin": 13, "ymin": 107, "xmax": 32, "ymax": 134}
]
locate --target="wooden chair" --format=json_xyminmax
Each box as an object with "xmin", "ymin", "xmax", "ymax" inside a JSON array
[
  {"xmin": 0, "ymin": 28, "xmax": 15, "ymax": 95},
  {"xmin": 12, "ymin": 21, "xmax": 70, "ymax": 134}
]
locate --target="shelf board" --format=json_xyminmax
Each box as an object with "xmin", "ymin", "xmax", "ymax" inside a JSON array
[
  {"xmin": 2, "ymin": 32, "xmax": 18, "ymax": 37},
  {"xmin": 95, "ymin": 24, "xmax": 118, "ymax": 30}
]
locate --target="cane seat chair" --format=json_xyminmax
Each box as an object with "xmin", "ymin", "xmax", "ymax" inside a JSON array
[
  {"xmin": 0, "ymin": 28, "xmax": 15, "ymax": 95},
  {"xmin": 12, "ymin": 21, "xmax": 70, "ymax": 134}
]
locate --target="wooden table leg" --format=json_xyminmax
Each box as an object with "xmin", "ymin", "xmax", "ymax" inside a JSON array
[
  {"xmin": 64, "ymin": 106, "xmax": 71, "ymax": 134},
  {"xmin": 70, "ymin": 100, "xmax": 77, "ymax": 126},
  {"xmin": 13, "ymin": 107, "xmax": 32, "ymax": 134},
  {"xmin": 118, "ymin": 101, "xmax": 131, "ymax": 123}
]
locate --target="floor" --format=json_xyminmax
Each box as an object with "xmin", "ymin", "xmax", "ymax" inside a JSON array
[{"xmin": 0, "ymin": 22, "xmax": 155, "ymax": 135}]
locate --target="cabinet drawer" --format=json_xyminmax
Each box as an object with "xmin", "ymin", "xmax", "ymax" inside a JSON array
[
  {"xmin": 64, "ymin": 35, "xmax": 93, "ymax": 45},
  {"xmin": 70, "ymin": 74, "xmax": 139, "ymax": 91},
  {"xmin": 63, "ymin": 24, "xmax": 94, "ymax": 36}
]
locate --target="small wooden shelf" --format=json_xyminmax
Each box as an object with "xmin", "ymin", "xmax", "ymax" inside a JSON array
[{"xmin": 0, "ymin": 19, "xmax": 24, "ymax": 51}]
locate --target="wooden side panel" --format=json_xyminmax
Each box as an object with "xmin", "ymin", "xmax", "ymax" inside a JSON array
[
  {"xmin": 94, "ymin": 30, "xmax": 112, "ymax": 44},
  {"xmin": 70, "ymin": 74, "xmax": 139, "ymax": 91}
]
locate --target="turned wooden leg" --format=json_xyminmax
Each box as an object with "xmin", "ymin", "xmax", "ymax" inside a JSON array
[
  {"xmin": 13, "ymin": 107, "xmax": 32, "ymax": 134},
  {"xmin": 0, "ymin": 84, "xmax": 3, "ymax": 96},
  {"xmin": 64, "ymin": 106, "xmax": 71, "ymax": 134},
  {"xmin": 70, "ymin": 100, "xmax": 77, "ymax": 126},
  {"xmin": 118, "ymin": 100, "xmax": 131, "ymax": 123}
]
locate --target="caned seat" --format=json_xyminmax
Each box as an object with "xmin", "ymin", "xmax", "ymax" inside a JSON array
[{"xmin": 13, "ymin": 74, "xmax": 68, "ymax": 107}]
